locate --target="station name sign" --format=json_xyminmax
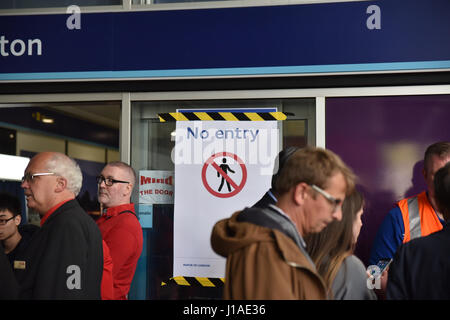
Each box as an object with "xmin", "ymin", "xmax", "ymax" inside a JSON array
[{"xmin": 0, "ymin": 0, "xmax": 449, "ymax": 81}]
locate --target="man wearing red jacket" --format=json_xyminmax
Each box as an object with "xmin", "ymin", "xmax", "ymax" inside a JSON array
[{"xmin": 96, "ymin": 161, "xmax": 143, "ymax": 300}]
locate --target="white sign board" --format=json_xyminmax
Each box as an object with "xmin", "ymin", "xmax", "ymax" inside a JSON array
[
  {"xmin": 173, "ymin": 117, "xmax": 278, "ymax": 278},
  {"xmin": 0, "ymin": 154, "xmax": 29, "ymax": 181},
  {"xmin": 139, "ymin": 170, "xmax": 174, "ymax": 204}
]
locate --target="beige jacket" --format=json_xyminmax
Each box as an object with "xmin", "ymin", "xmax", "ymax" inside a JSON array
[{"xmin": 211, "ymin": 210, "xmax": 327, "ymax": 300}]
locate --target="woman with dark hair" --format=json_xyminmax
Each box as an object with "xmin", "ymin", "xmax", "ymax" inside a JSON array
[{"xmin": 306, "ymin": 189, "xmax": 376, "ymax": 300}]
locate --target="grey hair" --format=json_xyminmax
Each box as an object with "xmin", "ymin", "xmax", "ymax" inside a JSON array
[{"xmin": 46, "ymin": 153, "xmax": 83, "ymax": 196}]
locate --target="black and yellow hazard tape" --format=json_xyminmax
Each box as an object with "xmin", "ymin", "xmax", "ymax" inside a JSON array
[
  {"xmin": 158, "ymin": 112, "xmax": 287, "ymax": 122},
  {"xmin": 161, "ymin": 276, "xmax": 225, "ymax": 287}
]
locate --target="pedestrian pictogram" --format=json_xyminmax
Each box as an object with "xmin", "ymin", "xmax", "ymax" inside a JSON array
[
  {"xmin": 202, "ymin": 152, "xmax": 247, "ymax": 198},
  {"xmin": 217, "ymin": 158, "xmax": 235, "ymax": 192}
]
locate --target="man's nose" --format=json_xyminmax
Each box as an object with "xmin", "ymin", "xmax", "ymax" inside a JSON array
[
  {"xmin": 333, "ymin": 207, "xmax": 343, "ymax": 221},
  {"xmin": 21, "ymin": 179, "xmax": 29, "ymax": 189}
]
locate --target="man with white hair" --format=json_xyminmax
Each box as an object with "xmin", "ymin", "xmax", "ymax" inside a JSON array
[
  {"xmin": 17, "ymin": 152, "xmax": 103, "ymax": 299},
  {"xmin": 96, "ymin": 161, "xmax": 143, "ymax": 300}
]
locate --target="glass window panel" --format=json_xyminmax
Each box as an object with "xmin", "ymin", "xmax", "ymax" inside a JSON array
[{"xmin": 130, "ymin": 97, "xmax": 314, "ymax": 299}]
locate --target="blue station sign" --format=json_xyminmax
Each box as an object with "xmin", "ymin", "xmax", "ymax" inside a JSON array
[{"xmin": 0, "ymin": 0, "xmax": 449, "ymax": 81}]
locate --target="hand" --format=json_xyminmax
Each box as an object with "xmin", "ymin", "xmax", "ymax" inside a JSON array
[{"xmin": 380, "ymin": 268, "xmax": 389, "ymax": 291}]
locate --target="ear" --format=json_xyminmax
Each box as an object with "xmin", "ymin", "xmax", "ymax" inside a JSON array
[
  {"xmin": 55, "ymin": 176, "xmax": 68, "ymax": 193},
  {"xmin": 14, "ymin": 215, "xmax": 21, "ymax": 226},
  {"xmin": 293, "ymin": 182, "xmax": 309, "ymax": 205},
  {"xmin": 124, "ymin": 183, "xmax": 133, "ymax": 197},
  {"xmin": 422, "ymin": 167, "xmax": 427, "ymax": 180}
]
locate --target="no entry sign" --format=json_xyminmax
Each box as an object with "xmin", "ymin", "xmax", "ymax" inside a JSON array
[
  {"xmin": 202, "ymin": 152, "xmax": 247, "ymax": 198},
  {"xmin": 173, "ymin": 111, "xmax": 279, "ymax": 278}
]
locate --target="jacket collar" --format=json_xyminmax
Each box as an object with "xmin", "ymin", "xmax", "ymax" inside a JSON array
[
  {"xmin": 40, "ymin": 198, "xmax": 74, "ymax": 226},
  {"xmin": 268, "ymin": 204, "xmax": 307, "ymax": 249},
  {"xmin": 236, "ymin": 206, "xmax": 316, "ymax": 272}
]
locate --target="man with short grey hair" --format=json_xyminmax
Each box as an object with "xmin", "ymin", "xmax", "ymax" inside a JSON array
[
  {"xmin": 96, "ymin": 161, "xmax": 143, "ymax": 300},
  {"xmin": 18, "ymin": 152, "xmax": 103, "ymax": 299}
]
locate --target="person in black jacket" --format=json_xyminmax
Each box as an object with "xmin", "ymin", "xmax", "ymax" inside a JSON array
[
  {"xmin": 252, "ymin": 146, "xmax": 299, "ymax": 209},
  {"xmin": 16, "ymin": 152, "xmax": 103, "ymax": 299},
  {"xmin": 0, "ymin": 193, "xmax": 39, "ymax": 268},
  {"xmin": 386, "ymin": 161, "xmax": 450, "ymax": 299},
  {"xmin": 0, "ymin": 249, "xmax": 19, "ymax": 299}
]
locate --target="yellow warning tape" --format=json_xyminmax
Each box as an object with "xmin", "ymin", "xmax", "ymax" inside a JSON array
[
  {"xmin": 161, "ymin": 276, "xmax": 225, "ymax": 287},
  {"xmin": 244, "ymin": 112, "xmax": 264, "ymax": 121},
  {"xmin": 194, "ymin": 112, "xmax": 214, "ymax": 121},
  {"xmin": 196, "ymin": 277, "xmax": 215, "ymax": 287},
  {"xmin": 219, "ymin": 112, "xmax": 239, "ymax": 121},
  {"xmin": 173, "ymin": 276, "xmax": 190, "ymax": 286},
  {"xmin": 158, "ymin": 111, "xmax": 287, "ymax": 122}
]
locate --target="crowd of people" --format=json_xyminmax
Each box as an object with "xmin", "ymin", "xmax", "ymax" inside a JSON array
[
  {"xmin": 2, "ymin": 141, "xmax": 450, "ymax": 300},
  {"xmin": 212, "ymin": 141, "xmax": 450, "ymax": 300},
  {"xmin": 0, "ymin": 152, "xmax": 143, "ymax": 300}
]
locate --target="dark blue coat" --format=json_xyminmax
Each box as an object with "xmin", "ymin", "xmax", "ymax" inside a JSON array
[
  {"xmin": 252, "ymin": 189, "xmax": 277, "ymax": 209},
  {"xmin": 387, "ymin": 223, "xmax": 450, "ymax": 299}
]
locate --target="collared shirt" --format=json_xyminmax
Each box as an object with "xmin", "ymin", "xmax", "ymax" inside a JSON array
[
  {"xmin": 40, "ymin": 198, "xmax": 74, "ymax": 226},
  {"xmin": 267, "ymin": 189, "xmax": 277, "ymax": 203}
]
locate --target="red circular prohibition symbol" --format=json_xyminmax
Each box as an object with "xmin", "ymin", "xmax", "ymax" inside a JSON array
[{"xmin": 201, "ymin": 152, "xmax": 247, "ymax": 198}]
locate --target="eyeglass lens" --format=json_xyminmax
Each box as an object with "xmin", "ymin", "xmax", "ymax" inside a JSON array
[{"xmin": 0, "ymin": 217, "xmax": 15, "ymax": 225}]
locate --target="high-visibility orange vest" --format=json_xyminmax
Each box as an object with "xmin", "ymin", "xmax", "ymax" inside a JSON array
[{"xmin": 398, "ymin": 191, "xmax": 443, "ymax": 243}]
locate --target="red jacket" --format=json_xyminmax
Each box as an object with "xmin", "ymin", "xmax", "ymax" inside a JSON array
[
  {"xmin": 101, "ymin": 241, "xmax": 114, "ymax": 300},
  {"xmin": 96, "ymin": 203, "xmax": 143, "ymax": 300}
]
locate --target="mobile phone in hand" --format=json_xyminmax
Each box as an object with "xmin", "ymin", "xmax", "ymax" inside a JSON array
[{"xmin": 376, "ymin": 258, "xmax": 393, "ymax": 274}]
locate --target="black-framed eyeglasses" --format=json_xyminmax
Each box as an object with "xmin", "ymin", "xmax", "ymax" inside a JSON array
[
  {"xmin": 0, "ymin": 216, "xmax": 15, "ymax": 225},
  {"xmin": 21, "ymin": 172, "xmax": 56, "ymax": 184},
  {"xmin": 96, "ymin": 175, "xmax": 129, "ymax": 187},
  {"xmin": 310, "ymin": 184, "xmax": 343, "ymax": 213}
]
